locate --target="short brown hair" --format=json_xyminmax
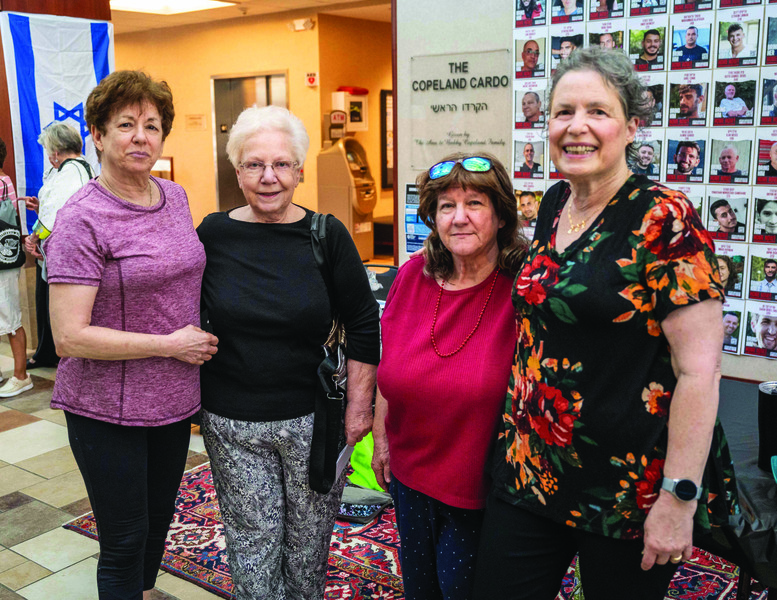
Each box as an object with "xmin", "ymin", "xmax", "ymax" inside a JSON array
[
  {"xmin": 416, "ymin": 152, "xmax": 528, "ymax": 279},
  {"xmin": 86, "ymin": 70, "xmax": 174, "ymax": 139}
]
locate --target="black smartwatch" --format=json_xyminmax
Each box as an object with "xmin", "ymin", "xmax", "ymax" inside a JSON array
[{"xmin": 661, "ymin": 477, "xmax": 702, "ymax": 501}]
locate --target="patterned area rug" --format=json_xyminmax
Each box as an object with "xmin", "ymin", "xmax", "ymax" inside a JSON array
[{"xmin": 64, "ymin": 463, "xmax": 766, "ymax": 599}]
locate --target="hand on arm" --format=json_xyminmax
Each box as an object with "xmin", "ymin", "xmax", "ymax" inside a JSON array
[
  {"xmin": 24, "ymin": 233, "xmax": 43, "ymax": 259},
  {"xmin": 344, "ymin": 358, "xmax": 376, "ymax": 446},
  {"xmin": 371, "ymin": 387, "xmax": 391, "ymax": 490},
  {"xmin": 50, "ymin": 283, "xmax": 218, "ymax": 363},
  {"xmin": 641, "ymin": 299, "xmax": 723, "ymax": 570}
]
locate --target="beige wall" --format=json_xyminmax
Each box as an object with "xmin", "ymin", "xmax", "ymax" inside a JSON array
[
  {"xmin": 317, "ymin": 14, "xmax": 393, "ymax": 218},
  {"xmin": 115, "ymin": 12, "xmax": 393, "ymax": 226}
]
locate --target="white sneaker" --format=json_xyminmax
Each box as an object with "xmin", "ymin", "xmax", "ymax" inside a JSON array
[{"xmin": 0, "ymin": 376, "xmax": 33, "ymax": 398}]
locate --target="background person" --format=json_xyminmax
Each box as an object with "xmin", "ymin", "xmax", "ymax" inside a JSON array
[
  {"xmin": 754, "ymin": 258, "xmax": 777, "ymax": 294},
  {"xmin": 522, "ymin": 92, "xmax": 543, "ymax": 122},
  {"xmin": 756, "ymin": 199, "xmax": 777, "ymax": 233},
  {"xmin": 751, "ymin": 312, "xmax": 777, "ymax": 350},
  {"xmin": 764, "ymin": 143, "xmax": 777, "ymax": 176},
  {"xmin": 719, "ymin": 84, "xmax": 748, "ymax": 118},
  {"xmin": 720, "ymin": 23, "xmax": 756, "ymax": 59},
  {"xmin": 716, "ymin": 255, "xmax": 737, "ymax": 295},
  {"xmin": 372, "ymin": 153, "xmax": 528, "ymax": 600},
  {"xmin": 519, "ymin": 0, "xmax": 543, "ymax": 20},
  {"xmin": 722, "ymin": 312, "xmax": 739, "ymax": 346},
  {"xmin": 636, "ymin": 29, "xmax": 662, "ymax": 66},
  {"xmin": 520, "ymin": 143, "xmax": 541, "ymax": 174},
  {"xmin": 0, "ymin": 138, "xmax": 31, "ymax": 398},
  {"xmin": 676, "ymin": 26, "xmax": 707, "ymax": 61},
  {"xmin": 473, "ymin": 47, "xmax": 734, "ymax": 600},
  {"xmin": 599, "ymin": 32, "xmax": 616, "ymax": 50},
  {"xmin": 673, "ymin": 141, "xmax": 701, "ymax": 174},
  {"xmin": 553, "ymin": 0, "xmax": 582, "ymax": 16},
  {"xmin": 520, "ymin": 191, "xmax": 540, "ymax": 221},
  {"xmin": 631, "ymin": 143, "xmax": 656, "ymax": 175},
  {"xmin": 677, "ymin": 84, "xmax": 704, "ymax": 119},
  {"xmin": 45, "ymin": 70, "xmax": 219, "ymax": 599},
  {"xmin": 558, "ymin": 37, "xmax": 577, "ymax": 60},
  {"xmin": 521, "ymin": 40, "xmax": 541, "ymax": 72},
  {"xmin": 21, "ymin": 122, "xmax": 93, "ymax": 371},
  {"xmin": 709, "ymin": 199, "xmax": 745, "ymax": 234},
  {"xmin": 764, "ymin": 85, "xmax": 777, "ymax": 117},
  {"xmin": 716, "ymin": 145, "xmax": 742, "ymax": 176},
  {"xmin": 198, "ymin": 105, "xmax": 380, "ymax": 599}
]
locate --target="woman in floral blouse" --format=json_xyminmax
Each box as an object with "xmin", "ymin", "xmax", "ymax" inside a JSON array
[{"xmin": 473, "ymin": 47, "xmax": 737, "ymax": 599}]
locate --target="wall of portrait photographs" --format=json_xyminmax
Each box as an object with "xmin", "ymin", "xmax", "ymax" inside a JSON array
[{"xmin": 512, "ymin": 0, "xmax": 777, "ymax": 370}]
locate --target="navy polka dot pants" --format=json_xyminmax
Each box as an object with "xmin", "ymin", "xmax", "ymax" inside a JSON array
[{"xmin": 390, "ymin": 476, "xmax": 484, "ymax": 600}]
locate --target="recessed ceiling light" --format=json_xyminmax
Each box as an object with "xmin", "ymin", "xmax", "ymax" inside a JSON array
[{"xmin": 110, "ymin": 0, "xmax": 237, "ymax": 15}]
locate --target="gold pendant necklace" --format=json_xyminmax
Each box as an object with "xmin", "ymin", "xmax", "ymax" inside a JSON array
[
  {"xmin": 99, "ymin": 176, "xmax": 153, "ymax": 207},
  {"xmin": 567, "ymin": 204, "xmax": 587, "ymax": 234}
]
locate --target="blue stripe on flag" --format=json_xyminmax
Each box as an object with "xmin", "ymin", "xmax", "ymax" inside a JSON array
[
  {"xmin": 90, "ymin": 22, "xmax": 110, "ymax": 84},
  {"xmin": 8, "ymin": 14, "xmax": 43, "ymax": 197}
]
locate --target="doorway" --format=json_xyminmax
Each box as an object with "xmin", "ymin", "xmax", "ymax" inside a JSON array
[{"xmin": 212, "ymin": 73, "xmax": 287, "ymax": 211}]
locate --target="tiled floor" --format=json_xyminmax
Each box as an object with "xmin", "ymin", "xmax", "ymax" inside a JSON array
[{"xmin": 0, "ymin": 342, "xmax": 219, "ymax": 600}]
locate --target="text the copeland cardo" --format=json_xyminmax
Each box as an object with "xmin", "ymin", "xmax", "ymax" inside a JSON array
[{"xmin": 410, "ymin": 50, "xmax": 511, "ymax": 170}]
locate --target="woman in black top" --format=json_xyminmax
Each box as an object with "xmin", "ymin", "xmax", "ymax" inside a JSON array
[{"xmin": 197, "ymin": 105, "xmax": 380, "ymax": 600}]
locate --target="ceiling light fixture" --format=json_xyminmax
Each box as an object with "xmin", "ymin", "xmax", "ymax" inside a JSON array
[{"xmin": 109, "ymin": 0, "xmax": 238, "ymax": 15}]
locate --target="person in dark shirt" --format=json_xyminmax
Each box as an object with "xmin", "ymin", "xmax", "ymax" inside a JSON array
[
  {"xmin": 635, "ymin": 29, "xmax": 662, "ymax": 66},
  {"xmin": 198, "ymin": 105, "xmax": 380, "ymax": 600},
  {"xmin": 519, "ymin": 142, "xmax": 542, "ymax": 173},
  {"xmin": 676, "ymin": 26, "xmax": 707, "ymax": 61}
]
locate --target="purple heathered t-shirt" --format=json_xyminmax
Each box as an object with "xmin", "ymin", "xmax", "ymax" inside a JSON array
[{"xmin": 44, "ymin": 177, "xmax": 205, "ymax": 426}]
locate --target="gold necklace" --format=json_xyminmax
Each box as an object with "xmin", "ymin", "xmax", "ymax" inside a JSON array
[
  {"xmin": 99, "ymin": 176, "xmax": 153, "ymax": 207},
  {"xmin": 567, "ymin": 203, "xmax": 587, "ymax": 234}
]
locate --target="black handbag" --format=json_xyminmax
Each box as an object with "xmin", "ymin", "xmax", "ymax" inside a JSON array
[
  {"xmin": 309, "ymin": 212, "xmax": 348, "ymax": 494},
  {"xmin": 0, "ymin": 180, "xmax": 26, "ymax": 271}
]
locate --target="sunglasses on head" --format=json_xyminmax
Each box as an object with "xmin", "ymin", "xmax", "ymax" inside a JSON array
[{"xmin": 428, "ymin": 156, "xmax": 493, "ymax": 180}]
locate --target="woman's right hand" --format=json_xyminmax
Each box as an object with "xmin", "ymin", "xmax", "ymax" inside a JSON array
[
  {"xmin": 371, "ymin": 432, "xmax": 392, "ymax": 491},
  {"xmin": 24, "ymin": 233, "xmax": 43, "ymax": 259},
  {"xmin": 166, "ymin": 325, "xmax": 218, "ymax": 365},
  {"xmin": 20, "ymin": 196, "xmax": 39, "ymax": 212}
]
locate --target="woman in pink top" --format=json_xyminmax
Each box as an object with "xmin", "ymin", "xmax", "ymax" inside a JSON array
[
  {"xmin": 372, "ymin": 153, "xmax": 528, "ymax": 599},
  {"xmin": 44, "ymin": 71, "xmax": 218, "ymax": 600}
]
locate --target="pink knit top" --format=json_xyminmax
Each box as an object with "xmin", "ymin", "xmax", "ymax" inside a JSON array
[{"xmin": 377, "ymin": 255, "xmax": 517, "ymax": 509}]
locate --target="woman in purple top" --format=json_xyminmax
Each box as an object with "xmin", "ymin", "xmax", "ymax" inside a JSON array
[{"xmin": 44, "ymin": 71, "xmax": 218, "ymax": 600}]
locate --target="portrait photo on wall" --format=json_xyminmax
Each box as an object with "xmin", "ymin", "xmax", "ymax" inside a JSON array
[
  {"xmin": 747, "ymin": 246, "xmax": 777, "ymax": 301},
  {"xmin": 706, "ymin": 191, "xmax": 748, "ymax": 240},
  {"xmin": 766, "ymin": 11, "xmax": 777, "ymax": 65},
  {"xmin": 668, "ymin": 80, "xmax": 709, "ymax": 126},
  {"xmin": 550, "ymin": 26, "xmax": 584, "ymax": 72},
  {"xmin": 671, "ymin": 19, "xmax": 712, "ymax": 69},
  {"xmin": 721, "ymin": 299, "xmax": 744, "ymax": 355},
  {"xmin": 708, "ymin": 137, "xmax": 752, "ymax": 184},
  {"xmin": 552, "ymin": 0, "xmax": 584, "ymax": 23},
  {"xmin": 515, "ymin": 82, "xmax": 547, "ymax": 129},
  {"xmin": 712, "ymin": 71, "xmax": 757, "ymax": 126},
  {"xmin": 752, "ymin": 196, "xmax": 777, "ymax": 243},
  {"xmin": 761, "ymin": 76, "xmax": 777, "ymax": 123},
  {"xmin": 516, "ymin": 0, "xmax": 547, "ymax": 27},
  {"xmin": 515, "ymin": 33, "xmax": 546, "ymax": 78},
  {"xmin": 666, "ymin": 136, "xmax": 706, "ymax": 182},
  {"xmin": 517, "ymin": 189, "xmax": 543, "ymax": 225},
  {"xmin": 716, "ymin": 10, "xmax": 761, "ymax": 67},
  {"xmin": 589, "ymin": 0, "xmax": 625, "ymax": 19},
  {"xmin": 629, "ymin": 25, "xmax": 667, "ymax": 71},
  {"xmin": 715, "ymin": 241, "xmax": 748, "ymax": 299},
  {"xmin": 639, "ymin": 74, "xmax": 666, "ymax": 127},
  {"xmin": 755, "ymin": 137, "xmax": 777, "ymax": 185},
  {"xmin": 630, "ymin": 0, "xmax": 668, "ymax": 17},
  {"xmin": 513, "ymin": 136, "xmax": 545, "ymax": 179},
  {"xmin": 588, "ymin": 23, "xmax": 627, "ymax": 52},
  {"xmin": 630, "ymin": 135, "xmax": 662, "ymax": 181},
  {"xmin": 674, "ymin": 0, "xmax": 713, "ymax": 13},
  {"xmin": 743, "ymin": 301, "xmax": 777, "ymax": 359}
]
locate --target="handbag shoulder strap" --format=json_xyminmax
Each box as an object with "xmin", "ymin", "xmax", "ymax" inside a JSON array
[
  {"xmin": 311, "ymin": 212, "xmax": 337, "ymax": 313},
  {"xmin": 1, "ymin": 179, "xmax": 7, "ymax": 202},
  {"xmin": 60, "ymin": 158, "xmax": 94, "ymax": 182}
]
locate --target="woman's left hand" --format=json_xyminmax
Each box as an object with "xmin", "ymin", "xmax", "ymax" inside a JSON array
[
  {"xmin": 641, "ymin": 491, "xmax": 695, "ymax": 569},
  {"xmin": 344, "ymin": 359, "xmax": 377, "ymax": 446}
]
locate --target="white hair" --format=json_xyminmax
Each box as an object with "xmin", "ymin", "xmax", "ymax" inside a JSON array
[{"xmin": 225, "ymin": 105, "xmax": 310, "ymax": 168}]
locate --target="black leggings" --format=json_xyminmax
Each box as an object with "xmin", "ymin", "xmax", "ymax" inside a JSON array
[
  {"xmin": 65, "ymin": 411, "xmax": 191, "ymax": 600},
  {"xmin": 472, "ymin": 493, "xmax": 679, "ymax": 600},
  {"xmin": 32, "ymin": 262, "xmax": 57, "ymax": 365}
]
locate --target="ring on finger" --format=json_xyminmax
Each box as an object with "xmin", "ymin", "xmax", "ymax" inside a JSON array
[{"xmin": 670, "ymin": 555, "xmax": 683, "ymax": 564}]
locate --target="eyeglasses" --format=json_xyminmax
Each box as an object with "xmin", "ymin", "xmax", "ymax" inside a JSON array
[
  {"xmin": 523, "ymin": 49, "xmax": 541, "ymax": 56},
  {"xmin": 428, "ymin": 156, "xmax": 492, "ymax": 180},
  {"xmin": 239, "ymin": 160, "xmax": 298, "ymax": 175}
]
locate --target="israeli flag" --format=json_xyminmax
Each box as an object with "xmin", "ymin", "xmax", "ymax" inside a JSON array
[{"xmin": 0, "ymin": 12, "xmax": 113, "ymax": 197}]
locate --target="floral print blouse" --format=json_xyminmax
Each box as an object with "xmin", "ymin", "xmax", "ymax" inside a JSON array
[{"xmin": 491, "ymin": 175, "xmax": 738, "ymax": 540}]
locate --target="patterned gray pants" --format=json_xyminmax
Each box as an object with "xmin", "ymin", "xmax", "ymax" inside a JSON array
[{"xmin": 201, "ymin": 410, "xmax": 345, "ymax": 600}]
